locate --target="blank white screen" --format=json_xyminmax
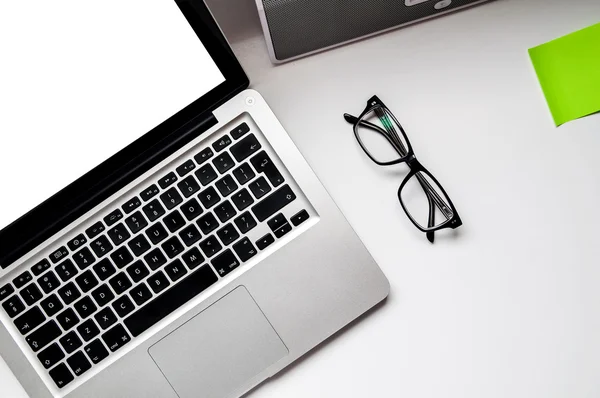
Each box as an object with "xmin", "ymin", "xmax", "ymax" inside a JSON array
[{"xmin": 0, "ymin": 0, "xmax": 225, "ymax": 230}]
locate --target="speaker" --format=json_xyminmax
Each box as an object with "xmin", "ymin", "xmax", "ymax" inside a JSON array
[{"xmin": 256, "ymin": 0, "xmax": 492, "ymax": 63}]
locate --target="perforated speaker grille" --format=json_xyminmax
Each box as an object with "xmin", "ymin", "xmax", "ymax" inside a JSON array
[{"xmin": 262, "ymin": 0, "xmax": 488, "ymax": 61}]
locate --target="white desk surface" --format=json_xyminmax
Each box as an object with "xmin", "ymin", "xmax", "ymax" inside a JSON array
[{"xmin": 3, "ymin": 0, "xmax": 600, "ymax": 397}]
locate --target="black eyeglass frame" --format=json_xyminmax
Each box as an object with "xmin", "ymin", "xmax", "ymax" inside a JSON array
[{"xmin": 345, "ymin": 95, "xmax": 462, "ymax": 235}]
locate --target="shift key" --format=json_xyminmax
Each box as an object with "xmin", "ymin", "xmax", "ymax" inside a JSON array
[
  {"xmin": 251, "ymin": 185, "xmax": 296, "ymax": 222},
  {"xmin": 26, "ymin": 320, "xmax": 62, "ymax": 352}
]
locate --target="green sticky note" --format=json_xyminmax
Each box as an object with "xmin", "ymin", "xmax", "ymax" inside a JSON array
[{"xmin": 529, "ymin": 23, "xmax": 600, "ymax": 126}]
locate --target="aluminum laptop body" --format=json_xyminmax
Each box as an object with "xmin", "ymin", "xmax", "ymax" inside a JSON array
[{"xmin": 0, "ymin": 1, "xmax": 389, "ymax": 397}]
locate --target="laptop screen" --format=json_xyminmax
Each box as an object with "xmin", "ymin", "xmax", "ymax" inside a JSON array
[{"xmin": 0, "ymin": 0, "xmax": 226, "ymax": 231}]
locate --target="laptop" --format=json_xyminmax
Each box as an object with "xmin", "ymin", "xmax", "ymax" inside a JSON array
[{"xmin": 0, "ymin": 1, "xmax": 389, "ymax": 397}]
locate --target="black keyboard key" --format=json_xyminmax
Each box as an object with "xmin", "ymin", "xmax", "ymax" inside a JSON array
[
  {"xmin": 130, "ymin": 283, "xmax": 153, "ymax": 306},
  {"xmin": 126, "ymin": 261, "xmax": 149, "ymax": 284},
  {"xmin": 67, "ymin": 351, "xmax": 91, "ymax": 377},
  {"xmin": 232, "ymin": 238, "xmax": 258, "ymax": 262},
  {"xmin": 140, "ymin": 184, "xmax": 160, "ymax": 201},
  {"xmin": 91, "ymin": 236, "xmax": 113, "ymax": 258},
  {"xmin": 124, "ymin": 265, "xmax": 217, "ymax": 337},
  {"xmin": 231, "ymin": 122, "xmax": 250, "ymax": 140},
  {"xmin": 181, "ymin": 248, "xmax": 204, "ymax": 270},
  {"xmin": 39, "ymin": 271, "xmax": 60, "ymax": 294},
  {"xmin": 212, "ymin": 152, "xmax": 235, "ymax": 174},
  {"xmin": 216, "ymin": 223, "xmax": 240, "ymax": 246},
  {"xmin": 85, "ymin": 339, "xmax": 109, "ymax": 364},
  {"xmin": 40, "ymin": 294, "xmax": 63, "ymax": 317},
  {"xmin": 49, "ymin": 363, "xmax": 74, "ymax": 389},
  {"xmin": 233, "ymin": 163, "xmax": 256, "ymax": 185},
  {"xmin": 26, "ymin": 320, "xmax": 61, "ymax": 352},
  {"xmin": 91, "ymin": 284, "xmax": 115, "ymax": 307},
  {"xmin": 234, "ymin": 212, "xmax": 257, "ymax": 234},
  {"xmin": 195, "ymin": 164, "xmax": 218, "ymax": 186},
  {"xmin": 161, "ymin": 236, "xmax": 184, "ymax": 259},
  {"xmin": 128, "ymin": 234, "xmax": 151, "ymax": 257},
  {"xmin": 248, "ymin": 176, "xmax": 272, "ymax": 199},
  {"xmin": 147, "ymin": 271, "xmax": 170, "ymax": 294},
  {"xmin": 58, "ymin": 282, "xmax": 81, "ymax": 305},
  {"xmin": 198, "ymin": 186, "xmax": 220, "ymax": 209},
  {"xmin": 160, "ymin": 188, "xmax": 183, "ymax": 210},
  {"xmin": 14, "ymin": 306, "xmax": 45, "ymax": 335},
  {"xmin": 109, "ymin": 273, "xmax": 132, "ymax": 295},
  {"xmin": 177, "ymin": 175, "xmax": 201, "ymax": 198},
  {"xmin": 13, "ymin": 271, "xmax": 32, "ymax": 289},
  {"xmin": 212, "ymin": 249, "xmax": 240, "ymax": 277},
  {"xmin": 38, "ymin": 343, "xmax": 65, "ymax": 369},
  {"xmin": 143, "ymin": 199, "xmax": 166, "ymax": 222},
  {"xmin": 212, "ymin": 134, "xmax": 232, "ymax": 152},
  {"xmin": 176, "ymin": 159, "xmax": 196, "ymax": 177},
  {"xmin": 107, "ymin": 223, "xmax": 131, "ymax": 246},
  {"xmin": 85, "ymin": 222, "xmax": 105, "ymax": 239},
  {"xmin": 3, "ymin": 295, "xmax": 25, "ymax": 317},
  {"xmin": 67, "ymin": 234, "xmax": 88, "ymax": 251},
  {"xmin": 256, "ymin": 233, "xmax": 275, "ymax": 250},
  {"xmin": 267, "ymin": 213, "xmax": 287, "ymax": 232},
  {"xmin": 103, "ymin": 209, "xmax": 123, "ymax": 227},
  {"xmin": 93, "ymin": 259, "xmax": 116, "ymax": 281},
  {"xmin": 163, "ymin": 210, "xmax": 186, "ymax": 233},
  {"xmin": 111, "ymin": 246, "xmax": 133, "ymax": 269},
  {"xmin": 102, "ymin": 324, "xmax": 131, "ymax": 352},
  {"xmin": 21, "ymin": 283, "xmax": 43, "ymax": 306},
  {"xmin": 112, "ymin": 295, "xmax": 135, "ymax": 317},
  {"xmin": 77, "ymin": 319, "xmax": 100, "ymax": 342},
  {"xmin": 181, "ymin": 198, "xmax": 203, "ymax": 221},
  {"xmin": 274, "ymin": 223, "xmax": 292, "ymax": 238},
  {"xmin": 59, "ymin": 331, "xmax": 82, "ymax": 354},
  {"xmin": 197, "ymin": 213, "xmax": 219, "ymax": 235},
  {"xmin": 199, "ymin": 235, "xmax": 222, "ymax": 258},
  {"xmin": 75, "ymin": 271, "xmax": 98, "ymax": 293},
  {"xmin": 31, "ymin": 259, "xmax": 51, "ymax": 276},
  {"xmin": 194, "ymin": 147, "xmax": 214, "ymax": 165},
  {"xmin": 214, "ymin": 200, "xmax": 237, "ymax": 223},
  {"xmin": 252, "ymin": 185, "xmax": 296, "ymax": 222},
  {"xmin": 56, "ymin": 259, "xmax": 78, "ymax": 282},
  {"xmin": 179, "ymin": 224, "xmax": 202, "ymax": 247},
  {"xmin": 231, "ymin": 188, "xmax": 255, "ymax": 211},
  {"xmin": 74, "ymin": 296, "xmax": 97, "ymax": 319},
  {"xmin": 144, "ymin": 249, "xmax": 167, "ymax": 271},
  {"xmin": 158, "ymin": 172, "xmax": 178, "ymax": 189},
  {"xmin": 95, "ymin": 307, "xmax": 117, "ymax": 330},
  {"xmin": 215, "ymin": 175, "xmax": 238, "ymax": 197},
  {"xmin": 146, "ymin": 222, "xmax": 169, "ymax": 245},
  {"xmin": 73, "ymin": 247, "xmax": 95, "ymax": 270},
  {"xmin": 0, "ymin": 284, "xmax": 15, "ymax": 302},
  {"xmin": 50, "ymin": 247, "xmax": 69, "ymax": 264},
  {"xmin": 251, "ymin": 151, "xmax": 285, "ymax": 187},
  {"xmin": 165, "ymin": 259, "xmax": 188, "ymax": 282},
  {"xmin": 231, "ymin": 134, "xmax": 261, "ymax": 162},
  {"xmin": 122, "ymin": 197, "xmax": 142, "ymax": 214},
  {"xmin": 125, "ymin": 211, "xmax": 148, "ymax": 234},
  {"xmin": 56, "ymin": 308, "xmax": 80, "ymax": 330}
]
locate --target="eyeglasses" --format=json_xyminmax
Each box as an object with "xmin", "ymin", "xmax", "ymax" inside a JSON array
[{"xmin": 344, "ymin": 95, "xmax": 462, "ymax": 243}]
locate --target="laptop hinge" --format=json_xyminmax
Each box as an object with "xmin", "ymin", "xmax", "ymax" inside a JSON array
[{"xmin": 0, "ymin": 111, "xmax": 218, "ymax": 270}]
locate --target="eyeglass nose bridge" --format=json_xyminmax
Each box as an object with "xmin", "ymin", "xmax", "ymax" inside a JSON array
[{"xmin": 404, "ymin": 154, "xmax": 421, "ymax": 170}]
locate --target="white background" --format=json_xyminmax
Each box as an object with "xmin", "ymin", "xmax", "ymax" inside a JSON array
[
  {"xmin": 3, "ymin": 0, "xmax": 600, "ymax": 397},
  {"xmin": 0, "ymin": 0, "xmax": 224, "ymax": 231}
]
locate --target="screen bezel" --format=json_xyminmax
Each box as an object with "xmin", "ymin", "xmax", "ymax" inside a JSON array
[{"xmin": 0, "ymin": 0, "xmax": 249, "ymax": 268}]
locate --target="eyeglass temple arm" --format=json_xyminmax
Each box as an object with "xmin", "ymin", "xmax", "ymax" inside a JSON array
[{"xmin": 344, "ymin": 113, "xmax": 409, "ymax": 156}]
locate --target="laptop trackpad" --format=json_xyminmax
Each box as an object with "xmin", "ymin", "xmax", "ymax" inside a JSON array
[{"xmin": 148, "ymin": 287, "xmax": 288, "ymax": 398}]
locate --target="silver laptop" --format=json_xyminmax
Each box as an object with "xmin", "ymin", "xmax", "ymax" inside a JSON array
[{"xmin": 0, "ymin": 1, "xmax": 389, "ymax": 397}]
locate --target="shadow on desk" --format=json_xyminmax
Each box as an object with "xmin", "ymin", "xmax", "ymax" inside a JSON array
[{"xmin": 205, "ymin": 0, "xmax": 264, "ymax": 44}]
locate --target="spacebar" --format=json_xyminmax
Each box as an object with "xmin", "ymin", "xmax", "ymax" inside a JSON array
[{"xmin": 124, "ymin": 265, "xmax": 218, "ymax": 337}]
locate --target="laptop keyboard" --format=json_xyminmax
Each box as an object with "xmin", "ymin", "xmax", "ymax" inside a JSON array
[{"xmin": 0, "ymin": 122, "xmax": 311, "ymax": 390}]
